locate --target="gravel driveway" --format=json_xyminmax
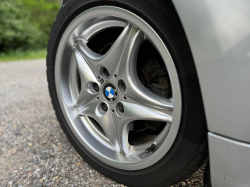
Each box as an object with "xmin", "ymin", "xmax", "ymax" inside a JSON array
[{"xmin": 0, "ymin": 59, "xmax": 210, "ymax": 187}]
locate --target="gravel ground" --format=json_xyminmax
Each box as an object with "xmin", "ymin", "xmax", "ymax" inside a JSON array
[{"xmin": 0, "ymin": 59, "xmax": 210, "ymax": 187}]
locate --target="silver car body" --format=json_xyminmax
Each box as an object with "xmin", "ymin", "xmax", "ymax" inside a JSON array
[{"xmin": 173, "ymin": 0, "xmax": 250, "ymax": 186}]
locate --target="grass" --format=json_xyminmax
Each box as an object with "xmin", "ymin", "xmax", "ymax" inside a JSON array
[{"xmin": 0, "ymin": 49, "xmax": 47, "ymax": 62}]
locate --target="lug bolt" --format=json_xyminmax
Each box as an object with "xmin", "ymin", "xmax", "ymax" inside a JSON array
[
  {"xmin": 118, "ymin": 103, "xmax": 124, "ymax": 113},
  {"xmin": 103, "ymin": 68, "xmax": 110, "ymax": 78},
  {"xmin": 93, "ymin": 83, "xmax": 99, "ymax": 92},
  {"xmin": 121, "ymin": 82, "xmax": 126, "ymax": 91},
  {"xmin": 102, "ymin": 103, "xmax": 108, "ymax": 112},
  {"xmin": 118, "ymin": 80, "xmax": 127, "ymax": 93}
]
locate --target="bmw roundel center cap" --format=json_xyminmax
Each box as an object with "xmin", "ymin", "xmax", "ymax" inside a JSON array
[{"xmin": 103, "ymin": 83, "xmax": 118, "ymax": 102}]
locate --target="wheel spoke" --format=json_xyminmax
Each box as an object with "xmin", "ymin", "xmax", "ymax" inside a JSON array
[
  {"xmin": 126, "ymin": 85, "xmax": 174, "ymax": 111},
  {"xmin": 115, "ymin": 101, "xmax": 172, "ymax": 155},
  {"xmin": 116, "ymin": 119, "xmax": 131, "ymax": 155},
  {"xmin": 69, "ymin": 53, "xmax": 80, "ymax": 101},
  {"xmin": 119, "ymin": 101, "xmax": 172, "ymax": 124},
  {"xmin": 72, "ymin": 48, "xmax": 99, "ymax": 107},
  {"xmin": 77, "ymin": 24, "xmax": 144, "ymax": 79},
  {"xmin": 116, "ymin": 25, "xmax": 144, "ymax": 80},
  {"xmin": 77, "ymin": 102, "xmax": 121, "ymax": 153},
  {"xmin": 117, "ymin": 27, "xmax": 173, "ymax": 111},
  {"xmin": 98, "ymin": 24, "xmax": 134, "ymax": 77}
]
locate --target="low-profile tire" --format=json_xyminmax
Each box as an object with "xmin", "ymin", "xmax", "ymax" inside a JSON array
[{"xmin": 47, "ymin": 0, "xmax": 208, "ymax": 186}]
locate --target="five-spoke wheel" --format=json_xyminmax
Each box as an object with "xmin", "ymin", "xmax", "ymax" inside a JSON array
[
  {"xmin": 54, "ymin": 6, "xmax": 181, "ymax": 170},
  {"xmin": 47, "ymin": 2, "xmax": 207, "ymax": 186}
]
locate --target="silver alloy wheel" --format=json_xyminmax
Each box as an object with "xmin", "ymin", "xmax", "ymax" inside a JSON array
[{"xmin": 55, "ymin": 6, "xmax": 182, "ymax": 170}]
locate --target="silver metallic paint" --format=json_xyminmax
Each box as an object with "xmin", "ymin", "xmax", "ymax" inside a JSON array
[
  {"xmin": 173, "ymin": 0, "xmax": 250, "ymax": 143},
  {"xmin": 173, "ymin": 1, "xmax": 250, "ymax": 186},
  {"xmin": 209, "ymin": 133, "xmax": 250, "ymax": 187}
]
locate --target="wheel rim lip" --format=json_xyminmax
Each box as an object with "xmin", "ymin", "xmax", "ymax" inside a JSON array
[{"xmin": 55, "ymin": 6, "xmax": 182, "ymax": 170}]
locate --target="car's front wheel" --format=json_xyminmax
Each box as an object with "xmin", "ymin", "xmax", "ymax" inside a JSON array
[{"xmin": 47, "ymin": 1, "xmax": 208, "ymax": 186}]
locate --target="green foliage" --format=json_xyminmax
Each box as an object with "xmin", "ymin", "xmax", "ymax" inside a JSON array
[
  {"xmin": 0, "ymin": 0, "xmax": 60, "ymax": 53},
  {"xmin": 22, "ymin": 0, "xmax": 60, "ymax": 37},
  {"xmin": 0, "ymin": 0, "xmax": 43, "ymax": 51},
  {"xmin": 0, "ymin": 49, "xmax": 47, "ymax": 62}
]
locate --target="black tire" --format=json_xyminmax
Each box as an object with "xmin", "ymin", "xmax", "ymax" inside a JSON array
[{"xmin": 47, "ymin": 0, "xmax": 208, "ymax": 186}]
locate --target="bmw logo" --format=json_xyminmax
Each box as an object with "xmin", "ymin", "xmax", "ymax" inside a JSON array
[{"xmin": 103, "ymin": 83, "xmax": 118, "ymax": 102}]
